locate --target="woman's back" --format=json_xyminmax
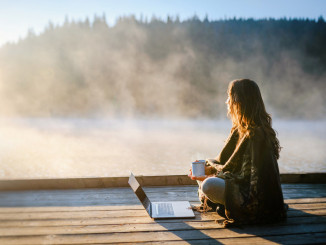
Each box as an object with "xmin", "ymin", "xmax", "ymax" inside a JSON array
[{"xmin": 219, "ymin": 127, "xmax": 286, "ymax": 225}]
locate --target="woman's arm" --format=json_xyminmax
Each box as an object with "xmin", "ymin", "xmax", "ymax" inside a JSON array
[
  {"xmin": 188, "ymin": 129, "xmax": 238, "ymax": 180},
  {"xmin": 205, "ymin": 159, "xmax": 222, "ymax": 174},
  {"xmin": 208, "ymin": 128, "xmax": 239, "ymax": 172}
]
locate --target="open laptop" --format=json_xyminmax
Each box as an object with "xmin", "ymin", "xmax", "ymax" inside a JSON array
[{"xmin": 128, "ymin": 172, "xmax": 195, "ymax": 219}]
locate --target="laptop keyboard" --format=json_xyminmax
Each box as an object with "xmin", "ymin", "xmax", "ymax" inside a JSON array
[{"xmin": 157, "ymin": 203, "xmax": 174, "ymax": 215}]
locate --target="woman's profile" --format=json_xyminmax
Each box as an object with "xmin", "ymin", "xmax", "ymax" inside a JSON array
[{"xmin": 188, "ymin": 79, "xmax": 287, "ymax": 226}]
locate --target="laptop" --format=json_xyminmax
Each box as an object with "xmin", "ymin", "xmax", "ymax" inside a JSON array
[{"xmin": 128, "ymin": 172, "xmax": 195, "ymax": 219}]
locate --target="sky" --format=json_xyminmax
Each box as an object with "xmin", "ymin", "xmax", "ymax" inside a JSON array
[{"xmin": 0, "ymin": 0, "xmax": 325, "ymax": 47}]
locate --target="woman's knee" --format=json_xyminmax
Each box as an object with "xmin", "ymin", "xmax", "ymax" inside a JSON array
[
  {"xmin": 201, "ymin": 177, "xmax": 225, "ymax": 204},
  {"xmin": 201, "ymin": 177, "xmax": 217, "ymax": 195}
]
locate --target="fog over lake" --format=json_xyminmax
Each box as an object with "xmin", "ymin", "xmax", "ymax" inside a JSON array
[
  {"xmin": 0, "ymin": 118, "xmax": 324, "ymax": 179},
  {"xmin": 0, "ymin": 17, "xmax": 325, "ymax": 179}
]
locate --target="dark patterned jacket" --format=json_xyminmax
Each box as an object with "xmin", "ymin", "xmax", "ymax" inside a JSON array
[{"xmin": 207, "ymin": 127, "xmax": 287, "ymax": 225}]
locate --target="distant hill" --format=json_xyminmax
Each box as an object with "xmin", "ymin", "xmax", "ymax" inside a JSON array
[{"xmin": 0, "ymin": 15, "xmax": 325, "ymax": 119}]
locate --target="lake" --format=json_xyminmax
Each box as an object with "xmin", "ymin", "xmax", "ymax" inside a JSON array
[{"xmin": 0, "ymin": 118, "xmax": 325, "ymax": 179}]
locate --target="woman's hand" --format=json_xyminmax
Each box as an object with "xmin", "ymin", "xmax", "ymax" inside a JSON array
[
  {"xmin": 188, "ymin": 168, "xmax": 208, "ymax": 181},
  {"xmin": 205, "ymin": 165, "xmax": 215, "ymax": 175}
]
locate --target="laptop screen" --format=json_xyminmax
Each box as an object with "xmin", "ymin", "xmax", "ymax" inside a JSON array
[{"xmin": 128, "ymin": 172, "xmax": 151, "ymax": 215}]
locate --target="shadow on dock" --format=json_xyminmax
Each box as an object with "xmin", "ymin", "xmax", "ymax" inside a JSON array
[
  {"xmin": 156, "ymin": 220, "xmax": 223, "ymax": 244},
  {"xmin": 155, "ymin": 206, "xmax": 326, "ymax": 244}
]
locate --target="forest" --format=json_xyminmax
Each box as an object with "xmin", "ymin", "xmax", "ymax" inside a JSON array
[{"xmin": 0, "ymin": 15, "xmax": 325, "ymax": 119}]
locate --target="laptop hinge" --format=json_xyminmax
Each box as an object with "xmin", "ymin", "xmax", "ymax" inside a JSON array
[{"xmin": 149, "ymin": 203, "xmax": 152, "ymax": 217}]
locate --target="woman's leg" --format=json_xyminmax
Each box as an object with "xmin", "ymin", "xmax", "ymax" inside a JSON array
[{"xmin": 201, "ymin": 177, "xmax": 225, "ymax": 205}]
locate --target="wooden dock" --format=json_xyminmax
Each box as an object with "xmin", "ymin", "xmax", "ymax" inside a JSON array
[{"xmin": 0, "ymin": 178, "xmax": 325, "ymax": 244}]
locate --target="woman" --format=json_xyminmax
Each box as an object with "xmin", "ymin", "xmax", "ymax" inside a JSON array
[{"xmin": 188, "ymin": 79, "xmax": 287, "ymax": 226}]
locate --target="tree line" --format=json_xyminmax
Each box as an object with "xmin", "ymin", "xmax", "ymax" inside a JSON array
[{"xmin": 0, "ymin": 15, "xmax": 325, "ymax": 118}]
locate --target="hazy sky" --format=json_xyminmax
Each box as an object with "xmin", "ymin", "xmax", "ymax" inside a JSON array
[{"xmin": 0, "ymin": 0, "xmax": 325, "ymax": 47}]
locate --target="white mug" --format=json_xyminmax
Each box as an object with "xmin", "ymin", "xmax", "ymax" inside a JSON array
[{"xmin": 191, "ymin": 160, "xmax": 205, "ymax": 177}]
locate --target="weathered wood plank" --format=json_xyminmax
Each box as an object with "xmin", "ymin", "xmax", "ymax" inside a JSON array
[
  {"xmin": 0, "ymin": 173, "xmax": 325, "ymax": 191},
  {"xmin": 0, "ymin": 202, "xmax": 317, "ymax": 217},
  {"xmin": 0, "ymin": 202, "xmax": 324, "ymax": 221},
  {"xmin": 285, "ymin": 197, "xmax": 326, "ymax": 203},
  {"xmin": 288, "ymin": 203, "xmax": 326, "ymax": 209},
  {"xmin": 0, "ymin": 183, "xmax": 324, "ymax": 196},
  {"xmin": 0, "ymin": 197, "xmax": 325, "ymax": 213},
  {"xmin": 1, "ymin": 223, "xmax": 326, "ymax": 244},
  {"xmin": 0, "ymin": 210, "xmax": 324, "ymax": 231},
  {"xmin": 0, "ymin": 191, "xmax": 324, "ymax": 205},
  {"xmin": 0, "ymin": 215, "xmax": 214, "ymax": 228},
  {"xmin": 0, "ymin": 210, "xmax": 150, "ymax": 220},
  {"xmin": 0, "ymin": 185, "xmax": 325, "ymax": 208},
  {"xmin": 0, "ymin": 184, "xmax": 323, "ymax": 197},
  {"xmin": 0, "ymin": 222, "xmax": 224, "ymax": 236},
  {"xmin": 0, "ymin": 205, "xmax": 144, "ymax": 213},
  {"xmin": 282, "ymin": 184, "xmax": 326, "ymax": 189},
  {"xmin": 1, "ymin": 214, "xmax": 325, "ymax": 237},
  {"xmin": 2, "ymin": 194, "xmax": 325, "ymax": 207},
  {"xmin": 0, "ymin": 190, "xmax": 326, "ymax": 205},
  {"xmin": 0, "ymin": 209, "xmax": 325, "ymax": 228},
  {"xmin": 117, "ymin": 232, "xmax": 326, "ymax": 245},
  {"xmin": 1, "ymin": 183, "xmax": 324, "ymax": 201}
]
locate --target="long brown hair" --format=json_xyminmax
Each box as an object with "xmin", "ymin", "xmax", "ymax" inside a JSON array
[{"xmin": 227, "ymin": 79, "xmax": 281, "ymax": 159}]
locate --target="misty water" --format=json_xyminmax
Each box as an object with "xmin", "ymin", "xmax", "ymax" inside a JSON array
[{"xmin": 0, "ymin": 118, "xmax": 325, "ymax": 179}]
